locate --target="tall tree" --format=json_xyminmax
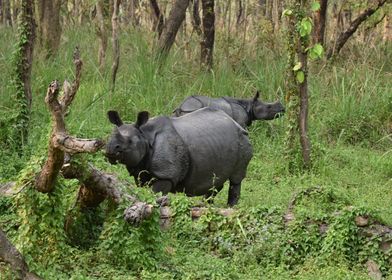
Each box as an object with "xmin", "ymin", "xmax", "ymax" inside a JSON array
[
  {"xmin": 1, "ymin": 0, "xmax": 12, "ymax": 26},
  {"xmin": 312, "ymin": 0, "xmax": 328, "ymax": 45},
  {"xmin": 95, "ymin": 0, "xmax": 110, "ymax": 72},
  {"xmin": 200, "ymin": 0, "xmax": 215, "ymax": 70},
  {"xmin": 150, "ymin": 0, "xmax": 164, "ymax": 37},
  {"xmin": 284, "ymin": 0, "xmax": 320, "ymax": 170},
  {"xmin": 12, "ymin": 0, "xmax": 35, "ymax": 148},
  {"xmin": 127, "ymin": 0, "xmax": 140, "ymax": 26},
  {"xmin": 111, "ymin": 0, "xmax": 120, "ymax": 92},
  {"xmin": 37, "ymin": 0, "xmax": 62, "ymax": 57},
  {"xmin": 156, "ymin": 0, "xmax": 190, "ymax": 60},
  {"xmin": 191, "ymin": 0, "xmax": 202, "ymax": 35}
]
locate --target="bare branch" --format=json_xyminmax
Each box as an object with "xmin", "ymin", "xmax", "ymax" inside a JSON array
[{"xmin": 327, "ymin": 0, "xmax": 388, "ymax": 59}]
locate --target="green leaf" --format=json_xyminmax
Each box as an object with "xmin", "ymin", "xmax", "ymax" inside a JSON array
[
  {"xmin": 293, "ymin": 62, "xmax": 302, "ymax": 71},
  {"xmin": 311, "ymin": 1, "xmax": 321, "ymax": 12},
  {"xmin": 299, "ymin": 18, "xmax": 312, "ymax": 37},
  {"xmin": 313, "ymin": 43, "xmax": 324, "ymax": 56},
  {"xmin": 296, "ymin": 70, "xmax": 305, "ymax": 83},
  {"xmin": 282, "ymin": 9, "xmax": 293, "ymax": 16},
  {"xmin": 308, "ymin": 43, "xmax": 324, "ymax": 60}
]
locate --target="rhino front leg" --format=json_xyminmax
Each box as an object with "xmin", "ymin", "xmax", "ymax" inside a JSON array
[
  {"xmin": 152, "ymin": 179, "xmax": 173, "ymax": 195},
  {"xmin": 227, "ymin": 181, "xmax": 241, "ymax": 207}
]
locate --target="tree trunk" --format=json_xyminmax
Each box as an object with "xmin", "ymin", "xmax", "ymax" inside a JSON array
[
  {"xmin": 191, "ymin": 0, "xmax": 202, "ymax": 35},
  {"xmin": 327, "ymin": 0, "xmax": 388, "ymax": 59},
  {"xmin": 0, "ymin": 0, "xmax": 3, "ymax": 24},
  {"xmin": 156, "ymin": 0, "xmax": 190, "ymax": 60},
  {"xmin": 37, "ymin": 0, "xmax": 62, "ymax": 57},
  {"xmin": 200, "ymin": 0, "xmax": 215, "ymax": 71},
  {"xmin": 272, "ymin": 0, "xmax": 280, "ymax": 32},
  {"xmin": 95, "ymin": 0, "xmax": 109, "ymax": 72},
  {"xmin": 10, "ymin": 0, "xmax": 18, "ymax": 26},
  {"xmin": 110, "ymin": 0, "xmax": 120, "ymax": 92},
  {"xmin": 2, "ymin": 0, "xmax": 12, "ymax": 26},
  {"xmin": 12, "ymin": 0, "xmax": 36, "ymax": 148},
  {"xmin": 236, "ymin": 0, "xmax": 243, "ymax": 26},
  {"xmin": 312, "ymin": 0, "xmax": 328, "ymax": 45},
  {"xmin": 258, "ymin": 0, "xmax": 266, "ymax": 16},
  {"xmin": 383, "ymin": 14, "xmax": 392, "ymax": 42},
  {"xmin": 285, "ymin": 0, "xmax": 311, "ymax": 171},
  {"xmin": 265, "ymin": 0, "xmax": 272, "ymax": 21},
  {"xmin": 297, "ymin": 42, "xmax": 311, "ymax": 168},
  {"xmin": 35, "ymin": 48, "xmax": 91, "ymax": 193},
  {"xmin": 127, "ymin": 0, "xmax": 140, "ymax": 26},
  {"xmin": 150, "ymin": 0, "xmax": 164, "ymax": 37}
]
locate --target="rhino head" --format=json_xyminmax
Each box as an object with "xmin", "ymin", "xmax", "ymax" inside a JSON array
[
  {"xmin": 105, "ymin": 110, "xmax": 150, "ymax": 168},
  {"xmin": 251, "ymin": 91, "xmax": 285, "ymax": 121}
]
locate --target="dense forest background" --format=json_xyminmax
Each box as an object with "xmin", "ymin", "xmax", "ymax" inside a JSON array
[{"xmin": 0, "ymin": 0, "xmax": 392, "ymax": 279}]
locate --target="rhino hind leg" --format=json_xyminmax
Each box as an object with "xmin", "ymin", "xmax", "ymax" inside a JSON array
[
  {"xmin": 227, "ymin": 181, "xmax": 241, "ymax": 207},
  {"xmin": 152, "ymin": 179, "xmax": 173, "ymax": 195}
]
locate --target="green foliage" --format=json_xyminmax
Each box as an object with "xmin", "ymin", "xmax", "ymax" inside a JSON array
[{"xmin": 98, "ymin": 189, "xmax": 165, "ymax": 271}]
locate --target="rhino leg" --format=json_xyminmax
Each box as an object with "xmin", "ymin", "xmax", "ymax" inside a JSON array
[
  {"xmin": 152, "ymin": 179, "xmax": 173, "ymax": 195},
  {"xmin": 227, "ymin": 181, "xmax": 241, "ymax": 207}
]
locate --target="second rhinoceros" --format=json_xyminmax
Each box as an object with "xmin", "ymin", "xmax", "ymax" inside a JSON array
[
  {"xmin": 105, "ymin": 108, "xmax": 253, "ymax": 206},
  {"xmin": 173, "ymin": 91, "xmax": 285, "ymax": 128}
]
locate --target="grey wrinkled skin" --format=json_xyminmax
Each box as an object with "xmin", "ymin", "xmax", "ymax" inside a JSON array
[
  {"xmin": 173, "ymin": 91, "xmax": 285, "ymax": 128},
  {"xmin": 105, "ymin": 108, "xmax": 253, "ymax": 206}
]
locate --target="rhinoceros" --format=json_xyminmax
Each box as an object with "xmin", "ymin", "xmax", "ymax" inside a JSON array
[
  {"xmin": 105, "ymin": 108, "xmax": 253, "ymax": 206},
  {"xmin": 173, "ymin": 91, "xmax": 285, "ymax": 128}
]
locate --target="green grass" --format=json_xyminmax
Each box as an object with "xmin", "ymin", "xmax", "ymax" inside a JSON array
[{"xmin": 0, "ymin": 24, "xmax": 391, "ymax": 279}]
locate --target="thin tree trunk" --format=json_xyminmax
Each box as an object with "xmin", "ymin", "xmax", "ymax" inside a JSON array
[
  {"xmin": 312, "ymin": 0, "xmax": 328, "ymax": 45},
  {"xmin": 127, "ymin": 0, "xmax": 140, "ymax": 26},
  {"xmin": 110, "ymin": 0, "xmax": 120, "ymax": 92},
  {"xmin": 383, "ymin": 14, "xmax": 392, "ymax": 42},
  {"xmin": 156, "ymin": 0, "xmax": 190, "ymax": 60},
  {"xmin": 37, "ymin": 0, "xmax": 62, "ymax": 57},
  {"xmin": 95, "ymin": 0, "xmax": 109, "ymax": 72},
  {"xmin": 236, "ymin": 0, "xmax": 242, "ymax": 26},
  {"xmin": 272, "ymin": 0, "xmax": 280, "ymax": 31},
  {"xmin": 12, "ymin": 0, "xmax": 35, "ymax": 147},
  {"xmin": 200, "ymin": 0, "xmax": 214, "ymax": 71},
  {"xmin": 3, "ymin": 0, "xmax": 12, "ymax": 26},
  {"xmin": 258, "ymin": 0, "xmax": 266, "ymax": 16},
  {"xmin": 265, "ymin": 0, "xmax": 272, "ymax": 21},
  {"xmin": 10, "ymin": 0, "xmax": 18, "ymax": 26},
  {"xmin": 150, "ymin": 0, "xmax": 164, "ymax": 37},
  {"xmin": 0, "ymin": 0, "xmax": 3, "ymax": 24},
  {"xmin": 297, "ymin": 43, "xmax": 311, "ymax": 168},
  {"xmin": 191, "ymin": 0, "xmax": 202, "ymax": 35},
  {"xmin": 327, "ymin": 0, "xmax": 388, "ymax": 59}
]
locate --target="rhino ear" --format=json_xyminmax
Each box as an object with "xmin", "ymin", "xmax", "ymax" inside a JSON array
[
  {"xmin": 135, "ymin": 111, "xmax": 149, "ymax": 128},
  {"xmin": 108, "ymin": 110, "xmax": 123, "ymax": 126},
  {"xmin": 253, "ymin": 91, "xmax": 260, "ymax": 101}
]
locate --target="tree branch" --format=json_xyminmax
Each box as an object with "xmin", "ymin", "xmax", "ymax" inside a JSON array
[{"xmin": 327, "ymin": 0, "xmax": 388, "ymax": 59}]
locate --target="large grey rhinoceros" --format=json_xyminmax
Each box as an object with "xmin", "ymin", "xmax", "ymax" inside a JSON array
[
  {"xmin": 105, "ymin": 108, "xmax": 253, "ymax": 206},
  {"xmin": 173, "ymin": 91, "xmax": 285, "ymax": 128}
]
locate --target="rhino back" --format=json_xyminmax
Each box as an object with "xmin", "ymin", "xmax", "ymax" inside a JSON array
[{"xmin": 172, "ymin": 108, "xmax": 251, "ymax": 196}]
